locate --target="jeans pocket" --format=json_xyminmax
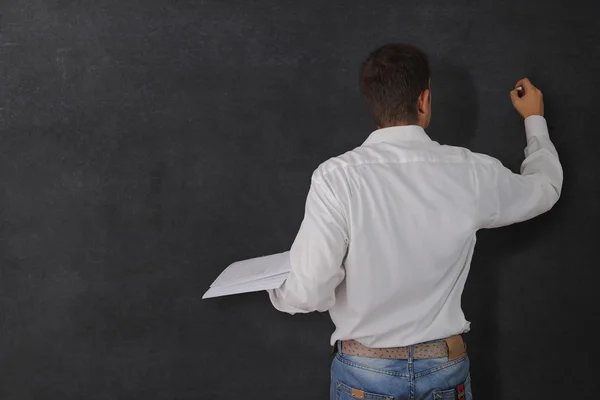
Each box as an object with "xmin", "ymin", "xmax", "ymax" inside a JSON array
[
  {"xmin": 432, "ymin": 388, "xmax": 456, "ymax": 399},
  {"xmin": 432, "ymin": 373, "xmax": 471, "ymax": 400},
  {"xmin": 335, "ymin": 380, "xmax": 394, "ymax": 400}
]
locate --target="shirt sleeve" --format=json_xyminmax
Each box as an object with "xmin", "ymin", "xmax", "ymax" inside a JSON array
[
  {"xmin": 267, "ymin": 176, "xmax": 348, "ymax": 314},
  {"xmin": 479, "ymin": 115, "xmax": 564, "ymax": 228}
]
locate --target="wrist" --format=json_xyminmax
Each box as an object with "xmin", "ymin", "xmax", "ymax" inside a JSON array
[{"xmin": 523, "ymin": 112, "xmax": 544, "ymax": 119}]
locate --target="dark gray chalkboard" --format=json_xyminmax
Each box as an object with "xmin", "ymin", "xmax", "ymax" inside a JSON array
[{"xmin": 1, "ymin": 0, "xmax": 598, "ymax": 398}]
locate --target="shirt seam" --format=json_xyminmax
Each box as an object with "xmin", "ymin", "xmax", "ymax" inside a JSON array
[
  {"xmin": 310, "ymin": 177, "xmax": 350, "ymax": 244},
  {"xmin": 317, "ymin": 158, "xmax": 496, "ymax": 180}
]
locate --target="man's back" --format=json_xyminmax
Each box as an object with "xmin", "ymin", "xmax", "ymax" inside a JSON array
[{"xmin": 323, "ymin": 126, "xmax": 487, "ymax": 347}]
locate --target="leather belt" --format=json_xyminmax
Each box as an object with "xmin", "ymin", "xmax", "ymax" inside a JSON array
[{"xmin": 340, "ymin": 335, "xmax": 466, "ymax": 360}]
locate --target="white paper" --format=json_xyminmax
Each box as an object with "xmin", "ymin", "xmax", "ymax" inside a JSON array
[
  {"xmin": 202, "ymin": 272, "xmax": 288, "ymax": 299},
  {"xmin": 210, "ymin": 251, "xmax": 290, "ymax": 287},
  {"xmin": 202, "ymin": 251, "xmax": 291, "ymax": 299}
]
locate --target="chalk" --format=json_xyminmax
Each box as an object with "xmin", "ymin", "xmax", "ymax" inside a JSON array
[{"xmin": 516, "ymin": 85, "xmax": 524, "ymax": 98}]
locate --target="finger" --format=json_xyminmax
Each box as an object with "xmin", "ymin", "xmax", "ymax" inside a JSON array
[
  {"xmin": 510, "ymin": 89, "xmax": 520, "ymax": 103},
  {"xmin": 515, "ymin": 78, "xmax": 535, "ymax": 90}
]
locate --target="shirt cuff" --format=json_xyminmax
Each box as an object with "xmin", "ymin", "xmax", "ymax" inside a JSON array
[{"xmin": 524, "ymin": 115, "xmax": 549, "ymax": 140}]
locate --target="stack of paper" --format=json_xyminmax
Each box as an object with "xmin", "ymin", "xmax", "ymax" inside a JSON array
[{"xmin": 202, "ymin": 251, "xmax": 291, "ymax": 299}]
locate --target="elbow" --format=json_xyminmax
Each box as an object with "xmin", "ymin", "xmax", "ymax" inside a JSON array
[
  {"xmin": 551, "ymin": 164, "xmax": 564, "ymax": 206},
  {"xmin": 534, "ymin": 163, "xmax": 563, "ymax": 213},
  {"xmin": 542, "ymin": 179, "xmax": 562, "ymax": 212}
]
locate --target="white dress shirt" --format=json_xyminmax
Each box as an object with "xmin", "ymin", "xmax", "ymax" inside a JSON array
[{"xmin": 269, "ymin": 116, "xmax": 563, "ymax": 348}]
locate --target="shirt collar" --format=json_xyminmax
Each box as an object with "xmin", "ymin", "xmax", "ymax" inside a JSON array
[{"xmin": 362, "ymin": 125, "xmax": 432, "ymax": 146}]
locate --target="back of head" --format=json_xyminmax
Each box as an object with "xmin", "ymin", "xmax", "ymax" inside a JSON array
[{"xmin": 359, "ymin": 43, "xmax": 431, "ymax": 127}]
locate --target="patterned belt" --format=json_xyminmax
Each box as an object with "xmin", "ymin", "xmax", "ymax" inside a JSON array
[{"xmin": 340, "ymin": 335, "xmax": 466, "ymax": 360}]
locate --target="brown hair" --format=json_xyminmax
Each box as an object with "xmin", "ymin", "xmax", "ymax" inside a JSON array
[{"xmin": 359, "ymin": 43, "xmax": 430, "ymax": 126}]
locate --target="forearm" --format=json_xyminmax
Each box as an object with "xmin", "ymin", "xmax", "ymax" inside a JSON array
[
  {"xmin": 486, "ymin": 115, "xmax": 563, "ymax": 228},
  {"xmin": 520, "ymin": 115, "xmax": 563, "ymax": 203}
]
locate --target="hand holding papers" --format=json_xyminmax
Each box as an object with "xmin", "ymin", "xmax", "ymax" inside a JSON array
[{"xmin": 202, "ymin": 251, "xmax": 291, "ymax": 299}]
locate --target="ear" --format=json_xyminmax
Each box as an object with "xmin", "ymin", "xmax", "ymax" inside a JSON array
[{"xmin": 418, "ymin": 88, "xmax": 431, "ymax": 114}]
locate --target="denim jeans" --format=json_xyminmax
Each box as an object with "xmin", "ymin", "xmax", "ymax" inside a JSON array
[{"xmin": 331, "ymin": 340, "xmax": 472, "ymax": 400}]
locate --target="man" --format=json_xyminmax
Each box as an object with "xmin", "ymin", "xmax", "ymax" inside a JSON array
[{"xmin": 268, "ymin": 43, "xmax": 562, "ymax": 399}]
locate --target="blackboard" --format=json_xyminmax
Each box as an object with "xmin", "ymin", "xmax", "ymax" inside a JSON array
[{"xmin": 1, "ymin": 0, "xmax": 598, "ymax": 398}]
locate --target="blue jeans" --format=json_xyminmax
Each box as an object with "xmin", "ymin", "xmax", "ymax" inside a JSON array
[{"xmin": 331, "ymin": 341, "xmax": 472, "ymax": 400}]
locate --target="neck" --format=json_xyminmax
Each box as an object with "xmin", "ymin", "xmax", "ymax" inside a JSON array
[{"xmin": 378, "ymin": 120, "xmax": 425, "ymax": 129}]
